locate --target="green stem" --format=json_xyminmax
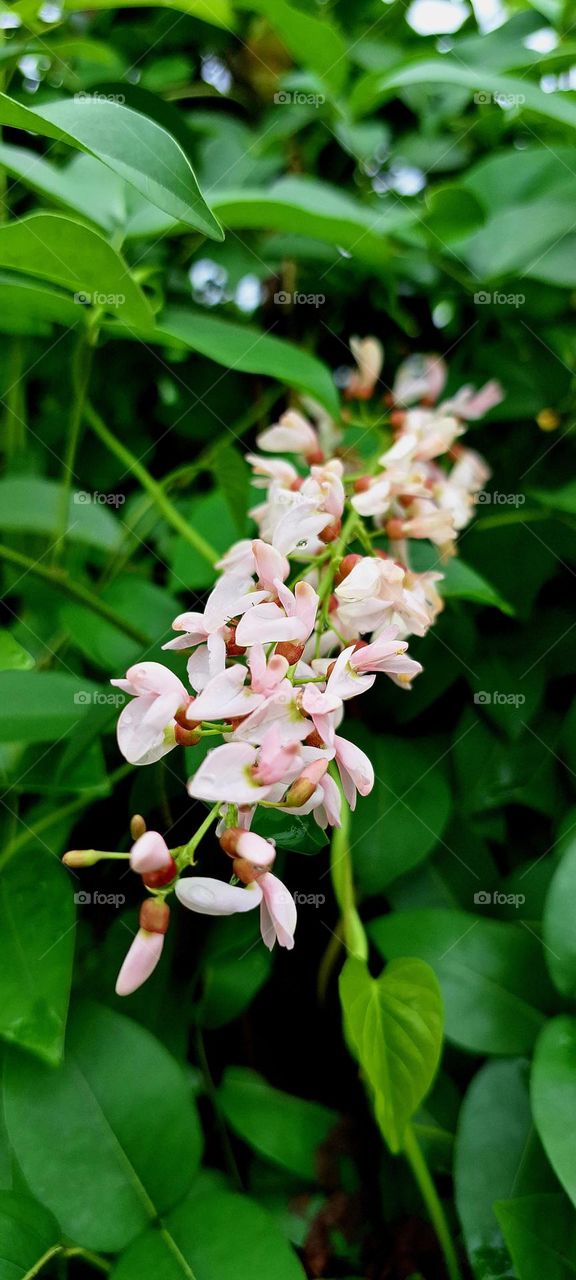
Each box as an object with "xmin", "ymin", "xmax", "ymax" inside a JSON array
[
  {"xmin": 53, "ymin": 326, "xmax": 97, "ymax": 564},
  {"xmin": 63, "ymin": 1247, "xmax": 112, "ymax": 1274},
  {"xmin": 329, "ymin": 778, "xmax": 367, "ymax": 961},
  {"xmin": 85, "ymin": 402, "xmax": 218, "ymax": 567},
  {"xmin": 180, "ymin": 801, "xmax": 221, "ymax": 865},
  {"xmin": 3, "ymin": 338, "xmax": 26, "ymax": 455},
  {"xmin": 22, "ymin": 1246, "xmax": 62, "ymax": 1278},
  {"xmin": 95, "ymin": 385, "xmax": 283, "ymax": 589},
  {"xmin": 0, "ymin": 543, "xmax": 149, "ymax": 645},
  {"xmin": 403, "ymin": 1123, "xmax": 462, "ymax": 1280}
]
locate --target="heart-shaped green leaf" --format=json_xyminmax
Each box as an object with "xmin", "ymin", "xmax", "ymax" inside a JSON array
[
  {"xmin": 111, "ymin": 1187, "xmax": 307, "ymax": 1280},
  {"xmin": 339, "ymin": 956, "xmax": 443, "ymax": 1153}
]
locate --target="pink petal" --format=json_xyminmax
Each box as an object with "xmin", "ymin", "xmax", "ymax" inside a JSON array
[
  {"xmin": 116, "ymin": 695, "xmax": 176, "ymax": 766},
  {"xmin": 236, "ymin": 831, "xmax": 276, "ymax": 868},
  {"xmin": 186, "ymin": 666, "xmax": 263, "ymax": 721},
  {"xmin": 187, "ymin": 741, "xmax": 267, "ymax": 805},
  {"xmin": 176, "ymin": 876, "xmax": 263, "ymax": 915},
  {"xmin": 260, "ymin": 872, "xmax": 297, "ymax": 950},
  {"xmin": 115, "ymin": 930, "xmax": 164, "ymax": 996},
  {"xmin": 130, "ymin": 831, "xmax": 172, "ymax": 874}
]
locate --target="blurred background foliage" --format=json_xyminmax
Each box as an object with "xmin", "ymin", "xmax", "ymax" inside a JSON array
[{"xmin": 0, "ymin": 0, "xmax": 576, "ymax": 1275}]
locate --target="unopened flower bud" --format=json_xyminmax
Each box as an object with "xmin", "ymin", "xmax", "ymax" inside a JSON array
[
  {"xmin": 228, "ymin": 715, "xmax": 248, "ymax": 731},
  {"xmin": 275, "ymin": 640, "xmax": 305, "ymax": 665},
  {"xmin": 130, "ymin": 814, "xmax": 146, "ymax": 841},
  {"xmin": 62, "ymin": 849, "xmax": 100, "ymax": 868},
  {"xmin": 284, "ymin": 759, "xmax": 328, "ymax": 807},
  {"xmin": 305, "ymin": 728, "xmax": 325, "ymax": 749},
  {"xmin": 353, "ymin": 476, "xmax": 371, "ymax": 494},
  {"xmin": 143, "ymin": 859, "xmax": 178, "ymax": 889},
  {"xmin": 319, "ymin": 517, "xmax": 342, "ymax": 544},
  {"xmin": 386, "ymin": 517, "xmax": 405, "ymax": 540},
  {"xmin": 335, "ymin": 553, "xmax": 363, "ymax": 585},
  {"xmin": 175, "ymin": 699, "xmax": 199, "ymax": 730},
  {"xmin": 175, "ymin": 724, "xmax": 202, "ymax": 746},
  {"xmin": 139, "ymin": 898, "xmax": 170, "ymax": 935},
  {"xmin": 220, "ymin": 828, "xmax": 275, "ymax": 873},
  {"xmin": 131, "ymin": 831, "xmax": 178, "ymax": 887},
  {"xmin": 389, "ymin": 409, "xmax": 406, "ymax": 428},
  {"xmin": 226, "ymin": 624, "xmax": 246, "ymax": 656},
  {"xmin": 305, "ymin": 447, "xmax": 325, "ymax": 465},
  {"xmin": 537, "ymin": 408, "xmax": 560, "ymax": 432},
  {"xmin": 233, "ymin": 857, "xmax": 261, "ymax": 885}
]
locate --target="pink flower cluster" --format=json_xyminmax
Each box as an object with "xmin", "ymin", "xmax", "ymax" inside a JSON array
[{"xmin": 69, "ymin": 339, "xmax": 500, "ymax": 996}]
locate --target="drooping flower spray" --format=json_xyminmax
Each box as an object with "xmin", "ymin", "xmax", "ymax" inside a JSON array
[{"xmin": 64, "ymin": 338, "xmax": 499, "ymax": 995}]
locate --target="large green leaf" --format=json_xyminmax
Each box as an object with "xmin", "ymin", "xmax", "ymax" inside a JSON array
[
  {"xmin": 0, "ymin": 92, "xmax": 222, "ymax": 237},
  {"xmin": 138, "ymin": 308, "xmax": 339, "ymax": 416},
  {"xmin": 3, "ymin": 1001, "xmax": 204, "ymax": 1252},
  {"xmin": 0, "ymin": 672, "xmax": 100, "ymax": 744},
  {"xmin": 532, "ymin": 1017, "xmax": 576, "ymax": 1211},
  {"xmin": 0, "ymin": 849, "xmax": 74, "ymax": 1065},
  {"xmin": 495, "ymin": 1195, "xmax": 576, "ymax": 1280},
  {"xmin": 543, "ymin": 834, "xmax": 576, "ymax": 997},
  {"xmin": 348, "ymin": 728, "xmax": 452, "ymax": 894},
  {"xmin": 0, "ymin": 275, "xmax": 82, "ymax": 335},
  {"xmin": 0, "ymin": 475, "xmax": 122, "ymax": 550},
  {"xmin": 238, "ymin": 0, "xmax": 348, "ymax": 93},
  {"xmin": 371, "ymin": 910, "xmax": 551, "ymax": 1054},
  {"xmin": 351, "ymin": 60, "xmax": 576, "ymax": 132},
  {"xmin": 0, "ymin": 145, "xmax": 123, "ymax": 234},
  {"xmin": 111, "ymin": 1187, "xmax": 307, "ymax": 1279},
  {"xmin": 218, "ymin": 1067, "xmax": 338, "ymax": 1180},
  {"xmin": 339, "ymin": 956, "xmax": 443, "ymax": 1154},
  {"xmin": 0, "ymin": 214, "xmax": 152, "ymax": 325},
  {"xmin": 455, "ymin": 1059, "xmax": 553, "ymax": 1280},
  {"xmin": 61, "ymin": 0, "xmax": 233, "ymax": 24},
  {"xmin": 0, "ymin": 1193, "xmax": 61, "ymax": 1278},
  {"xmin": 63, "ymin": 576, "xmax": 178, "ymax": 671},
  {"xmin": 0, "ymin": 631, "xmax": 33, "ymax": 672},
  {"xmin": 211, "ymin": 177, "xmax": 415, "ymax": 267}
]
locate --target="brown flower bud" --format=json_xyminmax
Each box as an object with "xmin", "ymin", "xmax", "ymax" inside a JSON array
[
  {"xmin": 228, "ymin": 715, "xmax": 248, "ymax": 731},
  {"xmin": 389, "ymin": 409, "xmax": 406, "ymax": 428},
  {"xmin": 130, "ymin": 814, "xmax": 147, "ymax": 841},
  {"xmin": 319, "ymin": 517, "xmax": 342, "ymax": 544},
  {"xmin": 143, "ymin": 857, "xmax": 178, "ymax": 890},
  {"xmin": 386, "ymin": 517, "xmax": 405, "ymax": 540},
  {"xmin": 226, "ymin": 624, "xmax": 246, "ymax": 657},
  {"xmin": 305, "ymin": 448, "xmax": 325, "ymax": 465},
  {"xmin": 232, "ymin": 857, "xmax": 261, "ymax": 885},
  {"xmin": 305, "ymin": 728, "xmax": 325, "ymax": 749},
  {"xmin": 175, "ymin": 724, "xmax": 202, "ymax": 747},
  {"xmin": 334, "ymin": 553, "xmax": 363, "ymax": 586},
  {"xmin": 219, "ymin": 827, "xmax": 242, "ymax": 858},
  {"xmin": 139, "ymin": 898, "xmax": 170, "ymax": 935},
  {"xmin": 175, "ymin": 698, "xmax": 199, "ymax": 730},
  {"xmin": 283, "ymin": 778, "xmax": 317, "ymax": 807},
  {"xmin": 275, "ymin": 640, "xmax": 305, "ymax": 665},
  {"xmin": 353, "ymin": 476, "xmax": 371, "ymax": 493}
]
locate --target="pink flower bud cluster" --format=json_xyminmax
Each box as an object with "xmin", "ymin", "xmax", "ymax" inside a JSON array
[{"xmin": 102, "ymin": 340, "xmax": 499, "ymax": 994}]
